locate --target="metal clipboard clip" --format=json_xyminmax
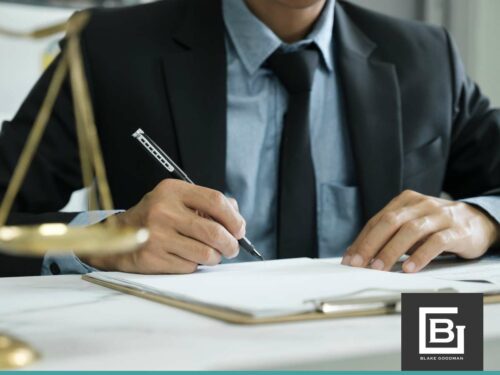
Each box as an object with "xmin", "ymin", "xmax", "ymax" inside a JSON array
[{"xmin": 306, "ymin": 287, "xmax": 458, "ymax": 315}]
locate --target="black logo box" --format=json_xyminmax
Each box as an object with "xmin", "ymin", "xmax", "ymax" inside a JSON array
[{"xmin": 401, "ymin": 293, "xmax": 483, "ymax": 371}]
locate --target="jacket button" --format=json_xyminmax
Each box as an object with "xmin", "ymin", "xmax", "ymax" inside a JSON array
[{"xmin": 50, "ymin": 262, "xmax": 61, "ymax": 275}]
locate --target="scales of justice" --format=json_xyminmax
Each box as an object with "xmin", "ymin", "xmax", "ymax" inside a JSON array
[{"xmin": 0, "ymin": 13, "xmax": 149, "ymax": 369}]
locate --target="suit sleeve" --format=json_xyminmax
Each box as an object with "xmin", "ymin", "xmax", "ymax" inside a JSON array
[
  {"xmin": 441, "ymin": 30, "xmax": 500, "ymax": 251},
  {"xmin": 442, "ymin": 30, "xmax": 500, "ymax": 204},
  {"xmin": 0, "ymin": 48, "xmax": 83, "ymax": 276}
]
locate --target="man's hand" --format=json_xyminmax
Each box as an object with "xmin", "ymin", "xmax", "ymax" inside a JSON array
[
  {"xmin": 84, "ymin": 179, "xmax": 245, "ymax": 274},
  {"xmin": 342, "ymin": 190, "xmax": 500, "ymax": 273}
]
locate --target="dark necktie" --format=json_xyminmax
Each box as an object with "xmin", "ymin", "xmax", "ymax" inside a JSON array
[{"xmin": 266, "ymin": 47, "xmax": 319, "ymax": 259}]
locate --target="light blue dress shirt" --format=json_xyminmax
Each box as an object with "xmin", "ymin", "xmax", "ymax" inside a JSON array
[
  {"xmin": 222, "ymin": 0, "xmax": 362, "ymax": 262},
  {"xmin": 42, "ymin": 0, "xmax": 499, "ymax": 274}
]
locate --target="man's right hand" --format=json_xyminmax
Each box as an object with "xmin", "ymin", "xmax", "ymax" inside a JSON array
[{"xmin": 83, "ymin": 179, "xmax": 245, "ymax": 274}]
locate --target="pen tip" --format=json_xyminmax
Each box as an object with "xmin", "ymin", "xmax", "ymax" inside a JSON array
[{"xmin": 255, "ymin": 251, "xmax": 264, "ymax": 261}]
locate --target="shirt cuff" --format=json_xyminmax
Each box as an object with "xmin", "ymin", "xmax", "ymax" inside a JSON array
[
  {"xmin": 461, "ymin": 196, "xmax": 500, "ymax": 225},
  {"xmin": 41, "ymin": 210, "xmax": 124, "ymax": 275}
]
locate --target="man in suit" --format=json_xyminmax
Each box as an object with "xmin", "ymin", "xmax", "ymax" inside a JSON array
[{"xmin": 0, "ymin": 0, "xmax": 498, "ymax": 277}]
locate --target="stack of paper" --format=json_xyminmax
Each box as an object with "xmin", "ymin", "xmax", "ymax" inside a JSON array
[{"xmin": 85, "ymin": 258, "xmax": 500, "ymax": 320}]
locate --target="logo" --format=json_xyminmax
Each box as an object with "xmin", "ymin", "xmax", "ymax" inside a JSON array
[
  {"xmin": 419, "ymin": 307, "xmax": 465, "ymax": 354},
  {"xmin": 401, "ymin": 293, "xmax": 483, "ymax": 370}
]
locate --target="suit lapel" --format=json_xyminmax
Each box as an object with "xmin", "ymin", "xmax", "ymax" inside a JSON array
[
  {"xmin": 162, "ymin": 0, "xmax": 402, "ymax": 218},
  {"xmin": 335, "ymin": 3, "xmax": 403, "ymax": 220},
  {"xmin": 162, "ymin": 0, "xmax": 227, "ymax": 192}
]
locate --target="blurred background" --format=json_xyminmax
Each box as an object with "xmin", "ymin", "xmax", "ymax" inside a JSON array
[{"xmin": 0, "ymin": 0, "xmax": 499, "ymax": 211}]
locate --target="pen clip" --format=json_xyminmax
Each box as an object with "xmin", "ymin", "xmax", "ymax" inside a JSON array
[{"xmin": 132, "ymin": 128, "xmax": 176, "ymax": 173}]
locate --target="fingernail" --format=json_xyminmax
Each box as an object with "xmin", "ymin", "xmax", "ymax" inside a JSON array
[
  {"xmin": 404, "ymin": 261, "xmax": 416, "ymax": 273},
  {"xmin": 371, "ymin": 259, "xmax": 384, "ymax": 271},
  {"xmin": 227, "ymin": 248, "xmax": 240, "ymax": 260},
  {"xmin": 237, "ymin": 220, "xmax": 246, "ymax": 239},
  {"xmin": 341, "ymin": 255, "xmax": 351, "ymax": 265},
  {"xmin": 350, "ymin": 254, "xmax": 364, "ymax": 267},
  {"xmin": 227, "ymin": 240, "xmax": 240, "ymax": 259}
]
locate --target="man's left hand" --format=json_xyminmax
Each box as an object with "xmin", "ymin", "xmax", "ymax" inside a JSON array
[{"xmin": 342, "ymin": 190, "xmax": 500, "ymax": 273}]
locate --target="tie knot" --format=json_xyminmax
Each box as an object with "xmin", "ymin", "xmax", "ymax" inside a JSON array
[{"xmin": 266, "ymin": 47, "xmax": 319, "ymax": 94}]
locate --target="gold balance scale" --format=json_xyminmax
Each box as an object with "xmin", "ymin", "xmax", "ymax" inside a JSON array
[{"xmin": 0, "ymin": 13, "xmax": 149, "ymax": 369}]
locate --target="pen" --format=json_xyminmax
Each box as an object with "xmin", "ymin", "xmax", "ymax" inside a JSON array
[{"xmin": 132, "ymin": 128, "xmax": 264, "ymax": 261}]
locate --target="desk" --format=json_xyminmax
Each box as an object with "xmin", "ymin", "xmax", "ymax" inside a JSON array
[{"xmin": 1, "ymin": 274, "xmax": 500, "ymax": 370}]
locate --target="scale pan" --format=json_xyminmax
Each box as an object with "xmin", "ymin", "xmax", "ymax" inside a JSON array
[
  {"xmin": 0, "ymin": 334, "xmax": 38, "ymax": 370},
  {"xmin": 0, "ymin": 223, "xmax": 149, "ymax": 256}
]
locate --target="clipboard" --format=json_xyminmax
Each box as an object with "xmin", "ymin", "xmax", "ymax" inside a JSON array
[
  {"xmin": 83, "ymin": 274, "xmax": 500, "ymax": 325},
  {"xmin": 82, "ymin": 274, "xmax": 396, "ymax": 324}
]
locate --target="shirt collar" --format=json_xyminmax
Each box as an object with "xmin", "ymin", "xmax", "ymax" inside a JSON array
[{"xmin": 223, "ymin": 0, "xmax": 335, "ymax": 76}]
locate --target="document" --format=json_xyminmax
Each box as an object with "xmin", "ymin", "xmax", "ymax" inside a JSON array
[
  {"xmin": 86, "ymin": 258, "xmax": 500, "ymax": 319},
  {"xmin": 418, "ymin": 257, "xmax": 500, "ymax": 284}
]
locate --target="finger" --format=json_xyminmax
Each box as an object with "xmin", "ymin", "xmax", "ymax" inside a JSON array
[
  {"xmin": 166, "ymin": 234, "xmax": 223, "ymax": 266},
  {"xmin": 227, "ymin": 197, "xmax": 239, "ymax": 212},
  {"xmin": 369, "ymin": 214, "xmax": 451, "ymax": 271},
  {"xmin": 158, "ymin": 252, "xmax": 199, "ymax": 274},
  {"xmin": 402, "ymin": 229, "xmax": 458, "ymax": 273},
  {"xmin": 406, "ymin": 237, "xmax": 428, "ymax": 255},
  {"xmin": 164, "ymin": 252, "xmax": 199, "ymax": 274},
  {"xmin": 176, "ymin": 210, "xmax": 240, "ymax": 259},
  {"xmin": 348, "ymin": 198, "xmax": 434, "ymax": 268},
  {"xmin": 128, "ymin": 249, "xmax": 198, "ymax": 275},
  {"xmin": 195, "ymin": 209, "xmax": 211, "ymax": 219},
  {"xmin": 182, "ymin": 185, "xmax": 246, "ymax": 238},
  {"xmin": 342, "ymin": 190, "xmax": 423, "ymax": 264}
]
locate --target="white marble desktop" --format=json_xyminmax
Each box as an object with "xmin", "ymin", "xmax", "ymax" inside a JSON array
[{"xmin": 1, "ymin": 273, "xmax": 500, "ymax": 370}]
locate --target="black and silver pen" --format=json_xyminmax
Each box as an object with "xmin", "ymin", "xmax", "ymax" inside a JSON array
[{"xmin": 132, "ymin": 128, "xmax": 264, "ymax": 261}]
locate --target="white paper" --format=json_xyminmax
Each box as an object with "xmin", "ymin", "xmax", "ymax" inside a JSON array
[
  {"xmin": 418, "ymin": 257, "xmax": 500, "ymax": 284},
  {"xmin": 87, "ymin": 258, "xmax": 500, "ymax": 318}
]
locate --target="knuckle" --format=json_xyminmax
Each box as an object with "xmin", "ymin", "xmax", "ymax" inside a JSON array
[
  {"xmin": 208, "ymin": 224, "xmax": 227, "ymax": 245},
  {"xmin": 181, "ymin": 262, "xmax": 198, "ymax": 274},
  {"xmin": 198, "ymin": 246, "xmax": 212, "ymax": 263},
  {"xmin": 366, "ymin": 216, "xmax": 377, "ymax": 229},
  {"xmin": 380, "ymin": 212, "xmax": 400, "ymax": 227},
  {"xmin": 147, "ymin": 204, "xmax": 179, "ymax": 227},
  {"xmin": 146, "ymin": 204, "xmax": 166, "ymax": 224},
  {"xmin": 442, "ymin": 206, "xmax": 457, "ymax": 221},
  {"xmin": 424, "ymin": 198, "xmax": 440, "ymax": 210},
  {"xmin": 188, "ymin": 215, "xmax": 201, "ymax": 231},
  {"xmin": 403, "ymin": 219, "xmax": 423, "ymax": 233},
  {"xmin": 198, "ymin": 246, "xmax": 218, "ymax": 264},
  {"xmin": 431, "ymin": 232, "xmax": 448, "ymax": 246},
  {"xmin": 158, "ymin": 178, "xmax": 178, "ymax": 191},
  {"xmin": 402, "ymin": 189, "xmax": 419, "ymax": 199},
  {"xmin": 208, "ymin": 190, "xmax": 226, "ymax": 209},
  {"xmin": 192, "ymin": 218, "xmax": 209, "ymax": 240}
]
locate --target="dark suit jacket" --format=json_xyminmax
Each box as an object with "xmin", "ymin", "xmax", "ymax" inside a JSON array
[{"xmin": 1, "ymin": 0, "xmax": 499, "ymax": 276}]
